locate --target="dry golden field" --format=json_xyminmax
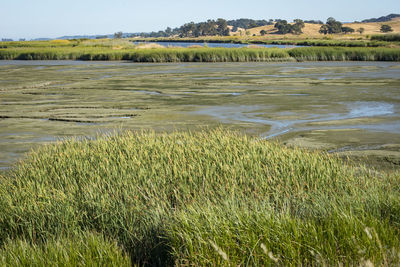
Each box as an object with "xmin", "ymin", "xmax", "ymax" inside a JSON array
[{"xmin": 231, "ymin": 17, "xmax": 400, "ymax": 39}]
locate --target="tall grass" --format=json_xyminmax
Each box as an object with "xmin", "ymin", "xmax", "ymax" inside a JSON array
[
  {"xmin": 0, "ymin": 130, "xmax": 399, "ymax": 265},
  {"xmin": 138, "ymin": 37, "xmax": 392, "ymax": 47},
  {"xmin": 288, "ymin": 47, "xmax": 400, "ymax": 61},
  {"xmin": 0, "ymin": 232, "xmax": 131, "ymax": 266},
  {"xmin": 0, "ymin": 47, "xmax": 292, "ymax": 62},
  {"xmin": 371, "ymin": 34, "xmax": 400, "ymax": 42},
  {"xmin": 1, "ymin": 46, "xmax": 399, "ymax": 61}
]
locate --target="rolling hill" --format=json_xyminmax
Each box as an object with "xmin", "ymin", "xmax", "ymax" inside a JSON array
[{"xmin": 238, "ymin": 17, "xmax": 400, "ymax": 37}]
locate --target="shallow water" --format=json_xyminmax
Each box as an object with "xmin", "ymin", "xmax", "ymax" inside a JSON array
[
  {"xmin": 1, "ymin": 61, "xmax": 400, "ymax": 169},
  {"xmin": 194, "ymin": 101, "xmax": 399, "ymax": 138},
  {"xmin": 133, "ymin": 41, "xmax": 299, "ymax": 49}
]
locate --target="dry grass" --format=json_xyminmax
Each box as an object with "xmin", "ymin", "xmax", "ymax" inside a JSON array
[
  {"xmin": 187, "ymin": 45, "xmax": 204, "ymax": 48},
  {"xmin": 135, "ymin": 43, "xmax": 165, "ymax": 49},
  {"xmin": 246, "ymin": 18, "xmax": 400, "ymax": 38}
]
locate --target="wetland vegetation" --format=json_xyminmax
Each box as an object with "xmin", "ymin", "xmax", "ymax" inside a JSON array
[
  {"xmin": 1, "ymin": 57, "xmax": 400, "ymax": 266},
  {"xmin": 1, "ymin": 61, "xmax": 400, "ymax": 170},
  {"xmin": 0, "ymin": 130, "xmax": 399, "ymax": 265},
  {"xmin": 2, "ymin": 4, "xmax": 400, "ymax": 266},
  {"xmin": 1, "ymin": 39, "xmax": 400, "ymax": 62}
]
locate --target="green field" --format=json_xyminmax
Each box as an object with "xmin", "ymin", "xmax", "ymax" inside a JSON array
[{"xmin": 1, "ymin": 130, "xmax": 399, "ymax": 265}]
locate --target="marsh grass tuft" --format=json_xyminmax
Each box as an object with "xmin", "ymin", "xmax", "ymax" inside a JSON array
[{"xmin": 0, "ymin": 129, "xmax": 399, "ymax": 265}]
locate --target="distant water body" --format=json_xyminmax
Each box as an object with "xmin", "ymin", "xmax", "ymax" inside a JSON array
[{"xmin": 133, "ymin": 41, "xmax": 300, "ymax": 49}]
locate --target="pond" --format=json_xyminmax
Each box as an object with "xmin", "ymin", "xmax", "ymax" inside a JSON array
[
  {"xmin": 132, "ymin": 41, "xmax": 300, "ymax": 48},
  {"xmin": 1, "ymin": 61, "xmax": 400, "ymax": 170}
]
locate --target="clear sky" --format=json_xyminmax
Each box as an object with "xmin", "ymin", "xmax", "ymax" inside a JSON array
[{"xmin": 1, "ymin": 0, "xmax": 399, "ymax": 39}]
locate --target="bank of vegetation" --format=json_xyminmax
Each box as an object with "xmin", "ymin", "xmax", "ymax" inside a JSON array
[
  {"xmin": 138, "ymin": 37, "xmax": 396, "ymax": 47},
  {"xmin": 371, "ymin": 34, "xmax": 400, "ymax": 42},
  {"xmin": 1, "ymin": 45, "xmax": 399, "ymax": 62},
  {"xmin": 0, "ymin": 130, "xmax": 399, "ymax": 265}
]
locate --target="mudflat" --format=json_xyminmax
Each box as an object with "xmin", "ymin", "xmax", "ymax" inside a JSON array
[{"xmin": 1, "ymin": 61, "xmax": 399, "ymax": 170}]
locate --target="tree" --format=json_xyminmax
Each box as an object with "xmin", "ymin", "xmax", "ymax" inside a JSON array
[
  {"xmin": 319, "ymin": 17, "xmax": 343, "ymax": 34},
  {"xmin": 341, "ymin": 26, "xmax": 355, "ymax": 34},
  {"xmin": 217, "ymin": 18, "xmax": 230, "ymax": 36},
  {"xmin": 260, "ymin": 29, "xmax": 267, "ymax": 36},
  {"xmin": 290, "ymin": 19, "xmax": 305, "ymax": 34},
  {"xmin": 113, "ymin": 32, "xmax": 123, "ymax": 39},
  {"xmin": 380, "ymin": 24, "xmax": 393, "ymax": 33},
  {"xmin": 274, "ymin": 20, "xmax": 291, "ymax": 34},
  {"xmin": 319, "ymin": 25, "xmax": 329, "ymax": 35},
  {"xmin": 356, "ymin": 27, "xmax": 365, "ymax": 34},
  {"xmin": 326, "ymin": 17, "xmax": 342, "ymax": 33},
  {"xmin": 165, "ymin": 27, "xmax": 172, "ymax": 36},
  {"xmin": 293, "ymin": 19, "xmax": 305, "ymax": 28}
]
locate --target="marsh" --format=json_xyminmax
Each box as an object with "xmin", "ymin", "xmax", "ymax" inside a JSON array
[{"xmin": 1, "ymin": 61, "xmax": 400, "ymax": 170}]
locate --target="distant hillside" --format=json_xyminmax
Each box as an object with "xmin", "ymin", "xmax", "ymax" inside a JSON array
[
  {"xmin": 246, "ymin": 17, "xmax": 400, "ymax": 37},
  {"xmin": 362, "ymin": 14, "xmax": 400, "ymax": 23}
]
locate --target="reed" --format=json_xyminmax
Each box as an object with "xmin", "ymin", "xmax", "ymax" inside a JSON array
[
  {"xmin": 0, "ymin": 130, "xmax": 399, "ymax": 265},
  {"xmin": 371, "ymin": 34, "xmax": 400, "ymax": 42},
  {"xmin": 288, "ymin": 47, "xmax": 400, "ymax": 61},
  {"xmin": 0, "ymin": 232, "xmax": 131, "ymax": 266},
  {"xmin": 137, "ymin": 37, "xmax": 391, "ymax": 47},
  {"xmin": 1, "ymin": 46, "xmax": 399, "ymax": 62}
]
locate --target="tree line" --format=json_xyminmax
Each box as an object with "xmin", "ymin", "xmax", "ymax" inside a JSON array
[
  {"xmin": 318, "ymin": 17, "xmax": 393, "ymax": 35},
  {"xmin": 130, "ymin": 18, "xmax": 274, "ymax": 38},
  {"xmin": 120, "ymin": 17, "xmax": 395, "ymax": 39}
]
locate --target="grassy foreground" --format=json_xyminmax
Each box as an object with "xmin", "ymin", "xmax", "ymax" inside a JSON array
[{"xmin": 0, "ymin": 130, "xmax": 399, "ymax": 265}]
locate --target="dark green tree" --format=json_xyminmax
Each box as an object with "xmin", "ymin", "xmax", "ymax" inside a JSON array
[
  {"xmin": 260, "ymin": 29, "xmax": 267, "ymax": 36},
  {"xmin": 274, "ymin": 20, "xmax": 291, "ymax": 34},
  {"xmin": 356, "ymin": 27, "xmax": 365, "ymax": 34},
  {"xmin": 380, "ymin": 24, "xmax": 393, "ymax": 32},
  {"xmin": 113, "ymin": 32, "xmax": 123, "ymax": 39},
  {"xmin": 293, "ymin": 19, "xmax": 305, "ymax": 28},
  {"xmin": 341, "ymin": 26, "xmax": 355, "ymax": 34},
  {"xmin": 165, "ymin": 27, "xmax": 172, "ymax": 36},
  {"xmin": 290, "ymin": 19, "xmax": 305, "ymax": 34},
  {"xmin": 319, "ymin": 24, "xmax": 329, "ymax": 35},
  {"xmin": 326, "ymin": 17, "xmax": 343, "ymax": 33},
  {"xmin": 217, "ymin": 18, "xmax": 230, "ymax": 36}
]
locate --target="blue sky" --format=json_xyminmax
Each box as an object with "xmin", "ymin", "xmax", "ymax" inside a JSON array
[{"xmin": 1, "ymin": 0, "xmax": 399, "ymax": 39}]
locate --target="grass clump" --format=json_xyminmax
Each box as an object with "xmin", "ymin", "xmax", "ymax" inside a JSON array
[
  {"xmin": 0, "ymin": 232, "xmax": 131, "ymax": 266},
  {"xmin": 0, "ymin": 129, "xmax": 399, "ymax": 265}
]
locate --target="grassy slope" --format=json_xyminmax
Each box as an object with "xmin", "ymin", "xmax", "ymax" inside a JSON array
[
  {"xmin": 247, "ymin": 18, "xmax": 400, "ymax": 37},
  {"xmin": 0, "ymin": 130, "xmax": 399, "ymax": 265}
]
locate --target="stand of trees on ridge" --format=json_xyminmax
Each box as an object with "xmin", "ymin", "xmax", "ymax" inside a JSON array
[
  {"xmin": 133, "ymin": 18, "xmax": 276, "ymax": 38},
  {"xmin": 226, "ymin": 19, "xmax": 274, "ymax": 29},
  {"xmin": 124, "ymin": 15, "xmax": 397, "ymax": 38},
  {"xmin": 274, "ymin": 19, "xmax": 305, "ymax": 34},
  {"xmin": 319, "ymin": 17, "xmax": 356, "ymax": 34}
]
